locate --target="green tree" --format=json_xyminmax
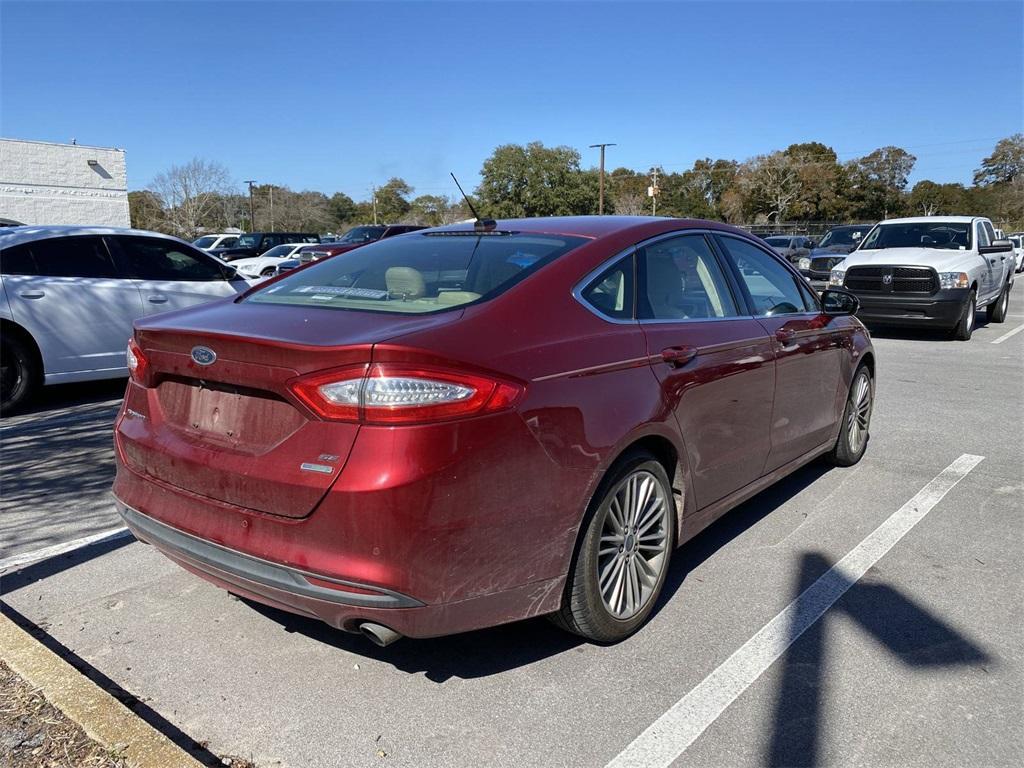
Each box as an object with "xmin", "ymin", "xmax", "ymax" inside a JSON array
[
  {"xmin": 908, "ymin": 181, "xmax": 967, "ymax": 216},
  {"xmin": 375, "ymin": 177, "xmax": 413, "ymax": 222},
  {"xmin": 327, "ymin": 192, "xmax": 357, "ymax": 229},
  {"xmin": 477, "ymin": 142, "xmax": 599, "ymax": 217},
  {"xmin": 128, "ymin": 190, "xmax": 166, "ymax": 231},
  {"xmin": 845, "ymin": 146, "xmax": 916, "ymax": 220},
  {"xmin": 973, "ymin": 134, "xmax": 1024, "ymax": 186},
  {"xmin": 784, "ymin": 143, "xmax": 844, "ymax": 220}
]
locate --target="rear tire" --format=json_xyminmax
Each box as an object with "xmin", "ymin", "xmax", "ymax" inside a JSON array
[
  {"xmin": 827, "ymin": 365, "xmax": 873, "ymax": 467},
  {"xmin": 1, "ymin": 331, "xmax": 39, "ymax": 414},
  {"xmin": 951, "ymin": 289, "xmax": 976, "ymax": 341},
  {"xmin": 986, "ymin": 282, "xmax": 1010, "ymax": 324},
  {"xmin": 551, "ymin": 451, "xmax": 675, "ymax": 643}
]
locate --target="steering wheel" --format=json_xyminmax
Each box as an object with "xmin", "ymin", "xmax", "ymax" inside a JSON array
[{"xmin": 765, "ymin": 302, "xmax": 800, "ymax": 317}]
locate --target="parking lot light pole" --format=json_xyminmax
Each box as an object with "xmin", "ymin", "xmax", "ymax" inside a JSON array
[
  {"xmin": 589, "ymin": 143, "xmax": 616, "ymax": 215},
  {"xmin": 244, "ymin": 180, "xmax": 257, "ymax": 230}
]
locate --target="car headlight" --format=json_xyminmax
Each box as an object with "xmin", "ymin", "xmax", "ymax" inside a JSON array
[
  {"xmin": 829, "ymin": 269, "xmax": 845, "ymax": 286},
  {"xmin": 938, "ymin": 272, "xmax": 969, "ymax": 289},
  {"xmin": 798, "ymin": 257, "xmax": 811, "ymax": 270}
]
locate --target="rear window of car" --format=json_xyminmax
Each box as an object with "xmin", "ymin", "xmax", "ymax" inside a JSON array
[{"xmin": 246, "ymin": 231, "xmax": 588, "ymax": 314}]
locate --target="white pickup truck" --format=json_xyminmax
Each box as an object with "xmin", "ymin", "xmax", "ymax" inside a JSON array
[{"xmin": 828, "ymin": 216, "xmax": 1015, "ymax": 340}]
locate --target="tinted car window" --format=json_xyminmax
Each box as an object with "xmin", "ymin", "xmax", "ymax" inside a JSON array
[
  {"xmin": 982, "ymin": 221, "xmax": 996, "ymax": 245},
  {"xmin": 220, "ymin": 236, "xmax": 239, "ymax": 248},
  {"xmin": 0, "ymin": 243, "xmax": 38, "ymax": 275},
  {"xmin": 30, "ymin": 236, "xmax": 119, "ymax": 278},
  {"xmin": 248, "ymin": 232, "xmax": 587, "ymax": 314},
  {"xmin": 639, "ymin": 235, "xmax": 738, "ymax": 320},
  {"xmin": 116, "ymin": 236, "xmax": 226, "ymax": 281},
  {"xmin": 581, "ymin": 254, "xmax": 634, "ymax": 320},
  {"xmin": 719, "ymin": 236, "xmax": 809, "ymax": 316}
]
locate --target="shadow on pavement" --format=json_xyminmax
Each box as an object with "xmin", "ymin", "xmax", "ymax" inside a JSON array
[
  {"xmin": 1, "ymin": 534, "xmax": 136, "ymax": 594},
  {"xmin": 766, "ymin": 552, "xmax": 991, "ymax": 767},
  {"xmin": 0, "ymin": 378, "xmax": 125, "ymax": 421}
]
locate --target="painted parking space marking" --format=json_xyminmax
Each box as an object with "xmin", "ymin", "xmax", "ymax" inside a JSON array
[
  {"xmin": 605, "ymin": 453, "xmax": 984, "ymax": 768},
  {"xmin": 990, "ymin": 321, "xmax": 1024, "ymax": 344},
  {"xmin": 0, "ymin": 526, "xmax": 130, "ymax": 573}
]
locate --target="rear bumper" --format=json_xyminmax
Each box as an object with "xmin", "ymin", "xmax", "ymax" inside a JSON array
[{"xmin": 852, "ymin": 288, "xmax": 968, "ymax": 327}]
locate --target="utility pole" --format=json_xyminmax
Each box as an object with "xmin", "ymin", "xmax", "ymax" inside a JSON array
[
  {"xmin": 371, "ymin": 186, "xmax": 378, "ymax": 225},
  {"xmin": 648, "ymin": 167, "xmax": 661, "ymax": 216},
  {"xmin": 589, "ymin": 143, "xmax": 616, "ymax": 215},
  {"xmin": 244, "ymin": 180, "xmax": 257, "ymax": 230},
  {"xmin": 269, "ymin": 186, "xmax": 274, "ymax": 231}
]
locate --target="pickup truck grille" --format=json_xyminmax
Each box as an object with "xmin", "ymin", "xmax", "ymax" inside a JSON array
[{"xmin": 844, "ymin": 266, "xmax": 938, "ymax": 295}]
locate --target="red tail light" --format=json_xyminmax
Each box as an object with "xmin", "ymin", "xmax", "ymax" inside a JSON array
[
  {"xmin": 289, "ymin": 364, "xmax": 523, "ymax": 425},
  {"xmin": 126, "ymin": 338, "xmax": 149, "ymax": 384}
]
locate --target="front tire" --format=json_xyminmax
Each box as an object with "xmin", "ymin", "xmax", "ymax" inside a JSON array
[
  {"xmin": 952, "ymin": 289, "xmax": 976, "ymax": 341},
  {"xmin": 551, "ymin": 452, "xmax": 675, "ymax": 642},
  {"xmin": 828, "ymin": 365, "xmax": 873, "ymax": 467},
  {"xmin": 1, "ymin": 332, "xmax": 39, "ymax": 414},
  {"xmin": 986, "ymin": 282, "xmax": 1010, "ymax": 324}
]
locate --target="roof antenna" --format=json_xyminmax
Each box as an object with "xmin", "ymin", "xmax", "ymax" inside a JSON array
[{"xmin": 450, "ymin": 172, "xmax": 496, "ymax": 232}]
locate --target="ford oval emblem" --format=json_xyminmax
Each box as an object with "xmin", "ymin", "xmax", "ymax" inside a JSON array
[{"xmin": 191, "ymin": 346, "xmax": 217, "ymax": 366}]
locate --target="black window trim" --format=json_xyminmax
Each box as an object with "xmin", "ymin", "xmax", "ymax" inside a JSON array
[{"xmin": 712, "ymin": 232, "xmax": 822, "ymax": 316}]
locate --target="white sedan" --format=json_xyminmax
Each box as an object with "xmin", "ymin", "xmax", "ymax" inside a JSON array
[{"xmin": 228, "ymin": 243, "xmax": 310, "ymax": 279}]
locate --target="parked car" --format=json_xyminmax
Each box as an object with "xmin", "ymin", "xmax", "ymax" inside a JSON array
[
  {"xmin": 763, "ymin": 235, "xmax": 814, "ymax": 265},
  {"xmin": 1008, "ymin": 233, "xmax": 1024, "ymax": 273},
  {"xmin": 192, "ymin": 234, "xmax": 240, "ymax": 251},
  {"xmin": 229, "ymin": 243, "xmax": 310, "ymax": 279},
  {"xmin": 213, "ymin": 232, "xmax": 319, "ymax": 261},
  {"xmin": 0, "ymin": 226, "xmax": 251, "ymax": 411},
  {"xmin": 297, "ymin": 225, "xmax": 428, "ymax": 265},
  {"xmin": 829, "ymin": 216, "xmax": 1015, "ymax": 340},
  {"xmin": 800, "ymin": 224, "xmax": 875, "ymax": 287},
  {"xmin": 112, "ymin": 216, "xmax": 873, "ymax": 646}
]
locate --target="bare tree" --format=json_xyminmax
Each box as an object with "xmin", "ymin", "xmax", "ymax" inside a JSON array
[
  {"xmin": 612, "ymin": 191, "xmax": 646, "ymax": 216},
  {"xmin": 740, "ymin": 152, "xmax": 801, "ymax": 225},
  {"xmin": 149, "ymin": 158, "xmax": 234, "ymax": 239}
]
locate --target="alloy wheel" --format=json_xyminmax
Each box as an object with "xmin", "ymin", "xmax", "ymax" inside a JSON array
[
  {"xmin": 597, "ymin": 470, "xmax": 670, "ymax": 620},
  {"xmin": 847, "ymin": 373, "xmax": 872, "ymax": 454}
]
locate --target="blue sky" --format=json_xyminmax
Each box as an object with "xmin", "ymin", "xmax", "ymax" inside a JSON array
[{"xmin": 2, "ymin": 1, "xmax": 1021, "ymax": 201}]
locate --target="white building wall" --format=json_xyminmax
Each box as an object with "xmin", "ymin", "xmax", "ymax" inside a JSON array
[{"xmin": 0, "ymin": 138, "xmax": 130, "ymax": 227}]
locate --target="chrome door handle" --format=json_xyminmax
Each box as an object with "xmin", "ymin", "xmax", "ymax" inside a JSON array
[
  {"xmin": 660, "ymin": 346, "xmax": 698, "ymax": 367},
  {"xmin": 147, "ymin": 295, "xmax": 168, "ymax": 304},
  {"xmin": 18, "ymin": 290, "xmax": 45, "ymax": 299},
  {"xmin": 775, "ymin": 328, "xmax": 797, "ymax": 343}
]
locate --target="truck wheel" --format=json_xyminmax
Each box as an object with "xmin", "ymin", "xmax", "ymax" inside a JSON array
[
  {"xmin": 1, "ymin": 332, "xmax": 39, "ymax": 413},
  {"xmin": 986, "ymin": 282, "xmax": 1010, "ymax": 324},
  {"xmin": 951, "ymin": 289, "xmax": 976, "ymax": 341}
]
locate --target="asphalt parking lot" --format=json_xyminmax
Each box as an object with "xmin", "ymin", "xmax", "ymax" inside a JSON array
[{"xmin": 2, "ymin": 295, "xmax": 1022, "ymax": 768}]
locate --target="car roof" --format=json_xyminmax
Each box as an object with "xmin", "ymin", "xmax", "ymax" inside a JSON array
[
  {"xmin": 0, "ymin": 225, "xmax": 191, "ymax": 248},
  {"xmin": 880, "ymin": 216, "xmax": 980, "ymax": 225},
  {"xmin": 424, "ymin": 215, "xmax": 747, "ymax": 241}
]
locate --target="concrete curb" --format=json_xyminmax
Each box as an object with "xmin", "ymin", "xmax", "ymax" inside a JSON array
[{"xmin": 0, "ymin": 610, "xmax": 203, "ymax": 768}]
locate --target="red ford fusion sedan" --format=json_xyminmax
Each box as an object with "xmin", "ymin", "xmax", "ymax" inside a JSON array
[{"xmin": 112, "ymin": 216, "xmax": 874, "ymax": 646}]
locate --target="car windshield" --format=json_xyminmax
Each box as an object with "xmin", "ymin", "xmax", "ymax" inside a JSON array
[
  {"xmin": 338, "ymin": 226, "xmax": 386, "ymax": 244},
  {"xmin": 859, "ymin": 222, "xmax": 971, "ymax": 251},
  {"xmin": 818, "ymin": 228, "xmax": 868, "ymax": 248},
  {"xmin": 193, "ymin": 236, "xmax": 218, "ymax": 248},
  {"xmin": 262, "ymin": 244, "xmax": 295, "ymax": 258},
  {"xmin": 246, "ymin": 231, "xmax": 588, "ymax": 314},
  {"xmin": 764, "ymin": 237, "xmax": 790, "ymax": 247}
]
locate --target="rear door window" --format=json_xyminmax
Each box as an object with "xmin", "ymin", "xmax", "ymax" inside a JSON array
[
  {"xmin": 29, "ymin": 236, "xmax": 119, "ymax": 278},
  {"xmin": 638, "ymin": 234, "xmax": 739, "ymax": 320},
  {"xmin": 0, "ymin": 243, "xmax": 38, "ymax": 275},
  {"xmin": 114, "ymin": 236, "xmax": 228, "ymax": 281}
]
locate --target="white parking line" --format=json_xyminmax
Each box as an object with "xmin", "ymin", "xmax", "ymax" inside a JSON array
[
  {"xmin": 0, "ymin": 527, "xmax": 131, "ymax": 573},
  {"xmin": 605, "ymin": 453, "xmax": 984, "ymax": 768},
  {"xmin": 990, "ymin": 321, "xmax": 1024, "ymax": 344}
]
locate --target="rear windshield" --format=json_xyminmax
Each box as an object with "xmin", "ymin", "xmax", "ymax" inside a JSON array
[
  {"xmin": 193, "ymin": 236, "xmax": 218, "ymax": 248},
  {"xmin": 818, "ymin": 227, "xmax": 868, "ymax": 248},
  {"xmin": 246, "ymin": 231, "xmax": 588, "ymax": 313},
  {"xmin": 859, "ymin": 222, "xmax": 971, "ymax": 251}
]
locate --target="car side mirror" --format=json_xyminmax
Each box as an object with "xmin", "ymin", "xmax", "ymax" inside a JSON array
[
  {"xmin": 979, "ymin": 239, "xmax": 1013, "ymax": 255},
  {"xmin": 821, "ymin": 288, "xmax": 859, "ymax": 316}
]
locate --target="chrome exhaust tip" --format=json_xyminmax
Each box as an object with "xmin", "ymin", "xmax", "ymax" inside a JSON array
[{"xmin": 359, "ymin": 622, "xmax": 402, "ymax": 647}]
